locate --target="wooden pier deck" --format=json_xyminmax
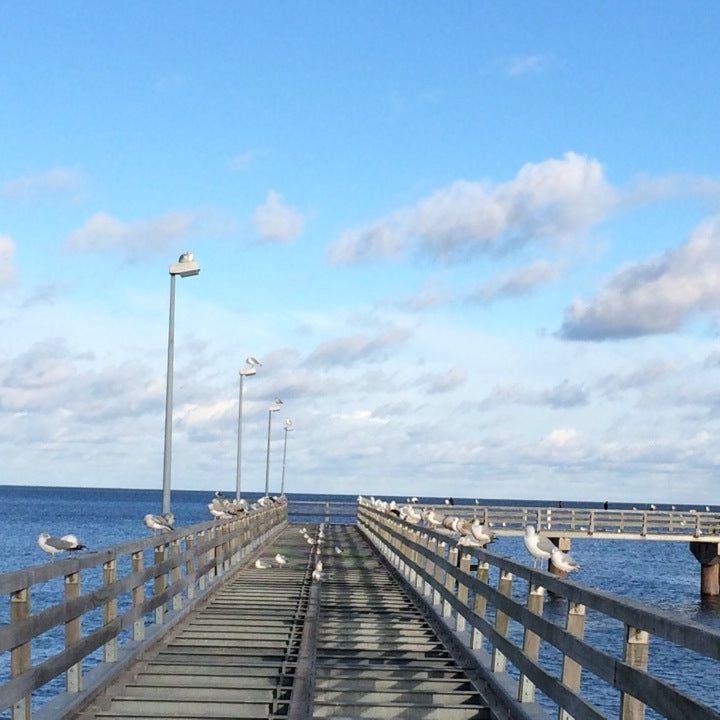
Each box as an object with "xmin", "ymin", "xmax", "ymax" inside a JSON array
[
  {"xmin": 75, "ymin": 524, "xmax": 490, "ymax": 719},
  {"xmin": 2, "ymin": 499, "xmax": 720, "ymax": 720}
]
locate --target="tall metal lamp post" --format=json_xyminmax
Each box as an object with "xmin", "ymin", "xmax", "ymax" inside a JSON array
[
  {"xmin": 162, "ymin": 251, "xmax": 200, "ymax": 515},
  {"xmin": 280, "ymin": 419, "xmax": 294, "ymax": 496},
  {"xmin": 236, "ymin": 357, "xmax": 261, "ymax": 501},
  {"xmin": 264, "ymin": 399, "xmax": 283, "ymax": 497}
]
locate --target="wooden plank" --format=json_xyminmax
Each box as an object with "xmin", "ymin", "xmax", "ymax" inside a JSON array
[
  {"xmin": 10, "ymin": 587, "xmax": 30, "ymax": 720},
  {"xmin": 64, "ymin": 571, "xmax": 81, "ymax": 693}
]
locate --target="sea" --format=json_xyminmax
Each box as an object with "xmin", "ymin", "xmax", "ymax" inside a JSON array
[{"xmin": 0, "ymin": 485, "xmax": 718, "ymax": 719}]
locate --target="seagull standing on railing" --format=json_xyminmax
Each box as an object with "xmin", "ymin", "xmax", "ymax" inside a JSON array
[
  {"xmin": 523, "ymin": 525, "xmax": 555, "ymax": 568},
  {"xmin": 144, "ymin": 514, "xmax": 174, "ymax": 534},
  {"xmin": 37, "ymin": 533, "xmax": 87, "ymax": 559},
  {"xmin": 550, "ymin": 547, "xmax": 581, "ymax": 574}
]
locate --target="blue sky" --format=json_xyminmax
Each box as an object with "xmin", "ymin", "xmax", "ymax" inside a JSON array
[{"xmin": 2, "ymin": 3, "xmax": 720, "ymax": 504}]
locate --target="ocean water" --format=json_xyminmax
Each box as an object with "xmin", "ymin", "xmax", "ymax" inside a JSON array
[{"xmin": 0, "ymin": 486, "xmax": 718, "ymax": 718}]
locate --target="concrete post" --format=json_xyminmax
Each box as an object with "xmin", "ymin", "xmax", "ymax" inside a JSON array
[{"xmin": 689, "ymin": 542, "xmax": 720, "ymax": 596}]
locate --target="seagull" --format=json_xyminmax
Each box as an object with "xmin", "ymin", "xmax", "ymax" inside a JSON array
[
  {"xmin": 457, "ymin": 536, "xmax": 487, "ymax": 548},
  {"xmin": 470, "ymin": 520, "xmax": 495, "ymax": 545},
  {"xmin": 335, "ymin": 546, "xmax": 343, "ymax": 554},
  {"xmin": 274, "ymin": 553, "xmax": 288, "ymax": 566},
  {"xmin": 444, "ymin": 497, "xmax": 455, "ymax": 506},
  {"xmin": 246, "ymin": 356, "xmax": 262, "ymax": 367},
  {"xmin": 550, "ymin": 547, "xmax": 581, "ymax": 574},
  {"xmin": 254, "ymin": 558, "xmax": 272, "ymax": 569},
  {"xmin": 144, "ymin": 514, "xmax": 174, "ymax": 534},
  {"xmin": 410, "ymin": 496, "xmax": 419, "ymax": 503},
  {"xmin": 523, "ymin": 525, "xmax": 556, "ymax": 568},
  {"xmin": 37, "ymin": 533, "xmax": 86, "ymax": 558}
]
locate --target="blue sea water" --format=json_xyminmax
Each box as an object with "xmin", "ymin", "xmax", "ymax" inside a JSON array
[{"xmin": 0, "ymin": 486, "xmax": 718, "ymax": 718}]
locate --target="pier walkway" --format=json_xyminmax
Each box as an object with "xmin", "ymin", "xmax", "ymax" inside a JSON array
[{"xmin": 2, "ymin": 500, "xmax": 720, "ymax": 720}]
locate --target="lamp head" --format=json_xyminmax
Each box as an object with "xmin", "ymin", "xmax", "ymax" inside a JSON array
[
  {"xmin": 239, "ymin": 367, "xmax": 256, "ymax": 376},
  {"xmin": 285, "ymin": 419, "xmax": 294, "ymax": 431},
  {"xmin": 169, "ymin": 251, "xmax": 200, "ymax": 277},
  {"xmin": 269, "ymin": 398, "xmax": 283, "ymax": 412}
]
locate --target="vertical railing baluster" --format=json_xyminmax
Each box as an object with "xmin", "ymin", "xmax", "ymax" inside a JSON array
[
  {"xmin": 620, "ymin": 626, "xmax": 650, "ymax": 720},
  {"xmin": 443, "ymin": 547, "xmax": 458, "ymax": 617},
  {"xmin": 131, "ymin": 551, "xmax": 145, "ymax": 642},
  {"xmin": 154, "ymin": 543, "xmax": 166, "ymax": 625},
  {"xmin": 103, "ymin": 559, "xmax": 117, "ymax": 662},
  {"xmin": 170, "ymin": 539, "xmax": 182, "ymax": 611},
  {"xmin": 11, "ymin": 587, "xmax": 31, "ymax": 720},
  {"xmin": 456, "ymin": 552, "xmax": 471, "ymax": 632},
  {"xmin": 433, "ymin": 541, "xmax": 446, "ymax": 607},
  {"xmin": 471, "ymin": 561, "xmax": 489, "ymax": 650},
  {"xmin": 185, "ymin": 534, "xmax": 195, "ymax": 601},
  {"xmin": 490, "ymin": 571, "xmax": 513, "ymax": 673},
  {"xmin": 518, "ymin": 583, "xmax": 545, "ymax": 702},
  {"xmin": 64, "ymin": 571, "xmax": 81, "ymax": 692},
  {"xmin": 558, "ymin": 602, "xmax": 586, "ymax": 720}
]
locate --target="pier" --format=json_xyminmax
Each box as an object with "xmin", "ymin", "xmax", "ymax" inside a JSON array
[{"xmin": 1, "ymin": 499, "xmax": 719, "ymax": 720}]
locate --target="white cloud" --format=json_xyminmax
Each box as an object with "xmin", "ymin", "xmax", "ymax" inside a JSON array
[
  {"xmin": 328, "ymin": 152, "xmax": 615, "ymax": 264},
  {"xmin": 471, "ymin": 259, "xmax": 562, "ymax": 302},
  {"xmin": 505, "ymin": 54, "xmax": 553, "ymax": 77},
  {"xmin": 228, "ymin": 151, "xmax": 255, "ymax": 170},
  {"xmin": 304, "ymin": 327, "xmax": 412, "ymax": 368},
  {"xmin": 0, "ymin": 235, "xmax": 16, "ymax": 287},
  {"xmin": 253, "ymin": 191, "xmax": 303, "ymax": 242},
  {"xmin": 416, "ymin": 367, "xmax": 467, "ymax": 394},
  {"xmin": 0, "ymin": 167, "xmax": 84, "ymax": 200},
  {"xmin": 561, "ymin": 216, "xmax": 720, "ymax": 340},
  {"xmin": 66, "ymin": 211, "xmax": 198, "ymax": 256},
  {"xmin": 542, "ymin": 428, "xmax": 580, "ymax": 448},
  {"xmin": 480, "ymin": 379, "xmax": 589, "ymax": 410}
]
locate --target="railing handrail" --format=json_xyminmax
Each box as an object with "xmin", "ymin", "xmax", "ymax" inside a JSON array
[
  {"xmin": 358, "ymin": 504, "xmax": 720, "ymax": 720},
  {"xmin": 1, "ymin": 502, "xmax": 288, "ymax": 718}
]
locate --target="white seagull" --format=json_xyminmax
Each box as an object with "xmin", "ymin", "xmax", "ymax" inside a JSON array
[
  {"xmin": 254, "ymin": 558, "xmax": 272, "ymax": 569},
  {"xmin": 144, "ymin": 514, "xmax": 174, "ymax": 534},
  {"xmin": 37, "ymin": 533, "xmax": 86, "ymax": 558},
  {"xmin": 523, "ymin": 525, "xmax": 556, "ymax": 568},
  {"xmin": 246, "ymin": 356, "xmax": 262, "ymax": 367},
  {"xmin": 550, "ymin": 547, "xmax": 581, "ymax": 574},
  {"xmin": 274, "ymin": 553, "xmax": 288, "ymax": 566}
]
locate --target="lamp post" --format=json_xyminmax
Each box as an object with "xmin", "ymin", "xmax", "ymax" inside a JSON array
[
  {"xmin": 264, "ymin": 398, "xmax": 283, "ymax": 497},
  {"xmin": 280, "ymin": 419, "xmax": 294, "ymax": 496},
  {"xmin": 236, "ymin": 357, "xmax": 261, "ymax": 501},
  {"xmin": 162, "ymin": 251, "xmax": 200, "ymax": 515}
]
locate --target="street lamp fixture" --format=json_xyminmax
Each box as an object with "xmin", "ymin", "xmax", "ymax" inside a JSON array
[
  {"xmin": 162, "ymin": 251, "xmax": 200, "ymax": 515},
  {"xmin": 236, "ymin": 357, "xmax": 262, "ymax": 500},
  {"xmin": 264, "ymin": 398, "xmax": 283, "ymax": 497},
  {"xmin": 280, "ymin": 419, "xmax": 294, "ymax": 496}
]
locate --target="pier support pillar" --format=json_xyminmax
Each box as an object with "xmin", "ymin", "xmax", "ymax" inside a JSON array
[
  {"xmin": 689, "ymin": 542, "xmax": 720, "ymax": 596},
  {"xmin": 547, "ymin": 537, "xmax": 571, "ymax": 579}
]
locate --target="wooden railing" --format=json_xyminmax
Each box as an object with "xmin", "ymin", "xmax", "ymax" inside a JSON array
[
  {"xmin": 0, "ymin": 502, "xmax": 287, "ymax": 720},
  {"xmin": 358, "ymin": 504, "xmax": 720, "ymax": 720},
  {"xmin": 410, "ymin": 504, "xmax": 720, "ymax": 541}
]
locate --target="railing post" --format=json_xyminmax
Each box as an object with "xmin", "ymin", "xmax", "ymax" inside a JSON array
[
  {"xmin": 131, "ymin": 551, "xmax": 145, "ymax": 642},
  {"xmin": 103, "ymin": 559, "xmax": 118, "ymax": 662},
  {"xmin": 620, "ymin": 626, "xmax": 650, "ymax": 720},
  {"xmin": 214, "ymin": 525, "xmax": 223, "ymax": 577},
  {"xmin": 443, "ymin": 547, "xmax": 458, "ymax": 617},
  {"xmin": 558, "ymin": 602, "xmax": 586, "ymax": 720},
  {"xmin": 64, "ymin": 571, "xmax": 81, "ymax": 692},
  {"xmin": 11, "ymin": 587, "xmax": 31, "ymax": 720},
  {"xmin": 154, "ymin": 543, "xmax": 166, "ymax": 624},
  {"xmin": 170, "ymin": 539, "xmax": 182, "ymax": 611},
  {"xmin": 490, "ymin": 570, "xmax": 513, "ymax": 673},
  {"xmin": 433, "ymin": 541, "xmax": 446, "ymax": 607},
  {"xmin": 185, "ymin": 535, "xmax": 195, "ymax": 601},
  {"xmin": 518, "ymin": 584, "xmax": 545, "ymax": 702},
  {"xmin": 471, "ymin": 561, "xmax": 489, "ymax": 650},
  {"xmin": 456, "ymin": 552, "xmax": 471, "ymax": 632},
  {"xmin": 198, "ymin": 530, "xmax": 207, "ymax": 590}
]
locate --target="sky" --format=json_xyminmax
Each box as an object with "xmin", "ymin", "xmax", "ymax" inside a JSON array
[{"xmin": 2, "ymin": 2, "xmax": 720, "ymax": 504}]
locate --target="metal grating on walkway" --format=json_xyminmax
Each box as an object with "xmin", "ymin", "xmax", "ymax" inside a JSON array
[
  {"xmin": 82, "ymin": 528, "xmax": 314, "ymax": 719},
  {"xmin": 311, "ymin": 525, "xmax": 490, "ymax": 719},
  {"xmin": 75, "ymin": 524, "xmax": 491, "ymax": 720}
]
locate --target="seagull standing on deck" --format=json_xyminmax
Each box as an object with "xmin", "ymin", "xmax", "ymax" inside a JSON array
[
  {"xmin": 37, "ymin": 533, "xmax": 86, "ymax": 558},
  {"xmin": 523, "ymin": 525, "xmax": 556, "ymax": 568}
]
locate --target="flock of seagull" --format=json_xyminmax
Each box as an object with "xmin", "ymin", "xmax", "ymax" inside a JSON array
[
  {"xmin": 253, "ymin": 523, "xmax": 341, "ymax": 579},
  {"xmin": 359, "ymin": 495, "xmax": 581, "ymax": 574},
  {"xmin": 36, "ymin": 493, "xmax": 580, "ymax": 574},
  {"xmin": 37, "ymin": 491, "xmax": 285, "ymax": 559}
]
